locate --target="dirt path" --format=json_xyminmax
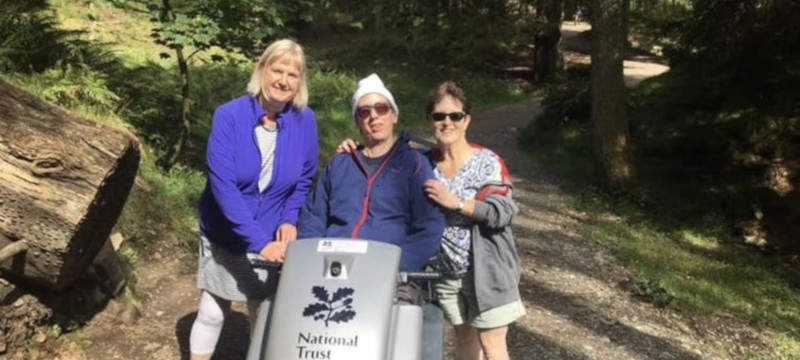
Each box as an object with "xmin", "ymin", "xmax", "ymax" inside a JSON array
[
  {"xmin": 452, "ymin": 99, "xmax": 727, "ymax": 360},
  {"xmin": 561, "ymin": 22, "xmax": 669, "ymax": 86},
  {"xmin": 51, "ymin": 22, "xmax": 730, "ymax": 360}
]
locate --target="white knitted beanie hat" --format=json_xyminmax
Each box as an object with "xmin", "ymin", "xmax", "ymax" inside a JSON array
[{"xmin": 351, "ymin": 73, "xmax": 398, "ymax": 118}]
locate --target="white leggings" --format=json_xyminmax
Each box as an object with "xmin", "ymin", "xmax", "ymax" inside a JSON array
[{"xmin": 189, "ymin": 291, "xmax": 260, "ymax": 355}]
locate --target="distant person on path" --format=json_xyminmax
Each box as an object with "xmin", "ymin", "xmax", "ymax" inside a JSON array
[
  {"xmin": 189, "ymin": 39, "xmax": 319, "ymax": 360},
  {"xmin": 336, "ymin": 81, "xmax": 524, "ymax": 359},
  {"xmin": 574, "ymin": 5, "xmax": 582, "ymax": 25},
  {"xmin": 298, "ymin": 74, "xmax": 445, "ymax": 294}
]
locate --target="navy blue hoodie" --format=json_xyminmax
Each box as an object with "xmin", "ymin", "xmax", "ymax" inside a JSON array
[{"xmin": 298, "ymin": 133, "xmax": 445, "ymax": 270}]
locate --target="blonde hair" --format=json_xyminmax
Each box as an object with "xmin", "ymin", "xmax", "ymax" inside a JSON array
[{"xmin": 246, "ymin": 39, "xmax": 309, "ymax": 109}]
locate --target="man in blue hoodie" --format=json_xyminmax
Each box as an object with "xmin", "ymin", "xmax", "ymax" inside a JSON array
[{"xmin": 298, "ymin": 74, "xmax": 444, "ymax": 273}]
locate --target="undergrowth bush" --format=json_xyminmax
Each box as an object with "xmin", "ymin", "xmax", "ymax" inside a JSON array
[
  {"xmin": 35, "ymin": 64, "xmax": 119, "ymax": 110},
  {"xmin": 525, "ymin": 65, "xmax": 591, "ymax": 132},
  {"xmin": 115, "ymin": 160, "xmax": 205, "ymax": 252}
]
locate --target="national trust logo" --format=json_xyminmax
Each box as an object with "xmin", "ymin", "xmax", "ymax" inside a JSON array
[{"xmin": 302, "ymin": 286, "xmax": 356, "ymax": 327}]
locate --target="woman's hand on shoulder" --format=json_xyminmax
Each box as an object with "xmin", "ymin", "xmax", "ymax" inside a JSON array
[
  {"xmin": 259, "ymin": 241, "xmax": 286, "ymax": 263},
  {"xmin": 424, "ymin": 179, "xmax": 460, "ymax": 210},
  {"xmin": 275, "ymin": 223, "xmax": 298, "ymax": 243},
  {"xmin": 336, "ymin": 138, "xmax": 360, "ymax": 154}
]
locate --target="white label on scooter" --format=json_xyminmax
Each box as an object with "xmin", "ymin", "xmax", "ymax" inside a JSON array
[{"xmin": 317, "ymin": 240, "xmax": 368, "ymax": 254}]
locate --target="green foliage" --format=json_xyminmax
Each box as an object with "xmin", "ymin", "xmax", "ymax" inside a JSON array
[
  {"xmin": 27, "ymin": 64, "xmax": 120, "ymax": 110},
  {"xmin": 306, "ymin": 67, "xmax": 360, "ymax": 159},
  {"xmin": 532, "ymin": 65, "xmax": 592, "ymax": 131},
  {"xmin": 627, "ymin": 2, "xmax": 690, "ymax": 58},
  {"xmin": 102, "ymin": 58, "xmax": 251, "ymax": 168},
  {"xmin": 669, "ymin": 0, "xmax": 800, "ymax": 117},
  {"xmin": 115, "ymin": 160, "xmax": 205, "ymax": 251},
  {"xmin": 0, "ymin": 0, "xmax": 61, "ymax": 72},
  {"xmin": 629, "ymin": 70, "xmax": 799, "ymax": 241},
  {"xmin": 153, "ymin": 12, "xmax": 220, "ymax": 52},
  {"xmin": 118, "ymin": 0, "xmax": 309, "ymax": 59},
  {"xmin": 200, "ymin": 0, "xmax": 315, "ymax": 58},
  {"xmin": 119, "ymin": 246, "xmax": 139, "ymax": 268},
  {"xmin": 311, "ymin": 0, "xmax": 537, "ymax": 71},
  {"xmin": 630, "ymin": 277, "xmax": 672, "ymax": 307},
  {"xmin": 0, "ymin": 0, "xmax": 119, "ymax": 74}
]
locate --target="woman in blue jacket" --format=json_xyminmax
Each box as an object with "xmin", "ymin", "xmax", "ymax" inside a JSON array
[{"xmin": 189, "ymin": 39, "xmax": 319, "ymax": 360}]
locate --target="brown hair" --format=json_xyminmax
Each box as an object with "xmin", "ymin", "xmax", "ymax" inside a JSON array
[{"xmin": 424, "ymin": 81, "xmax": 472, "ymax": 116}]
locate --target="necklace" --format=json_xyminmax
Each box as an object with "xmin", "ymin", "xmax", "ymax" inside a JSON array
[
  {"xmin": 260, "ymin": 115, "xmax": 279, "ymax": 132},
  {"xmin": 261, "ymin": 123, "xmax": 278, "ymax": 132}
]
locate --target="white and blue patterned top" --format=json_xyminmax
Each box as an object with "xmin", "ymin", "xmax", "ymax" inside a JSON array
[{"xmin": 434, "ymin": 148, "xmax": 504, "ymax": 278}]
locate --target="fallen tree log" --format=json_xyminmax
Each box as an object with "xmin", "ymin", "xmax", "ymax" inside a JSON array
[{"xmin": 0, "ymin": 78, "xmax": 140, "ymax": 291}]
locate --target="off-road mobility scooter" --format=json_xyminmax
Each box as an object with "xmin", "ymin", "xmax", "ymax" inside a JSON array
[{"xmin": 246, "ymin": 238, "xmax": 443, "ymax": 360}]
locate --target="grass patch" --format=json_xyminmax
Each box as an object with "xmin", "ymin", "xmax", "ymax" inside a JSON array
[
  {"xmin": 115, "ymin": 161, "xmax": 205, "ymax": 253},
  {"xmin": 51, "ymin": 0, "xmax": 171, "ymax": 66}
]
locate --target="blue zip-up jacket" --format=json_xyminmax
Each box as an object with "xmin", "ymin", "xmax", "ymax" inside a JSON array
[
  {"xmin": 298, "ymin": 133, "xmax": 445, "ymax": 271},
  {"xmin": 199, "ymin": 95, "xmax": 319, "ymax": 253}
]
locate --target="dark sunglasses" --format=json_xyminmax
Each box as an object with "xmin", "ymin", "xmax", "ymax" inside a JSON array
[
  {"xmin": 430, "ymin": 111, "xmax": 467, "ymax": 122},
  {"xmin": 356, "ymin": 102, "xmax": 392, "ymax": 119}
]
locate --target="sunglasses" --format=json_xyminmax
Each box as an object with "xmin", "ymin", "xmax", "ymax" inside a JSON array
[
  {"xmin": 356, "ymin": 102, "xmax": 392, "ymax": 119},
  {"xmin": 429, "ymin": 111, "xmax": 467, "ymax": 122}
]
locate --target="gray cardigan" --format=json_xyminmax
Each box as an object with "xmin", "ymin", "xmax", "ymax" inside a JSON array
[{"xmin": 469, "ymin": 184, "xmax": 522, "ymax": 311}]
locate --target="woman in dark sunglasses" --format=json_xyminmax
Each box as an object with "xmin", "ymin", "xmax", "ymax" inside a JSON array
[
  {"xmin": 336, "ymin": 81, "xmax": 524, "ymax": 360},
  {"xmin": 422, "ymin": 82, "xmax": 523, "ymax": 360}
]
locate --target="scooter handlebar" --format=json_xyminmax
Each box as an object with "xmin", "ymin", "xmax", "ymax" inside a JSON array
[
  {"xmin": 251, "ymin": 259, "xmax": 440, "ymax": 282},
  {"xmin": 250, "ymin": 259, "xmax": 283, "ymax": 269},
  {"xmin": 397, "ymin": 271, "xmax": 441, "ymax": 282}
]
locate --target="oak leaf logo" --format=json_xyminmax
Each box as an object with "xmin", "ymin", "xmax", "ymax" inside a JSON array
[{"xmin": 302, "ymin": 286, "xmax": 355, "ymax": 327}]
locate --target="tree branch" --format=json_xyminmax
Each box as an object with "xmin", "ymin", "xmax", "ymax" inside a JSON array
[{"xmin": 186, "ymin": 48, "xmax": 203, "ymax": 60}]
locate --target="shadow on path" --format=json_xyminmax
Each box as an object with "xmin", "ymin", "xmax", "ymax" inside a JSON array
[{"xmin": 519, "ymin": 273, "xmax": 707, "ymax": 360}]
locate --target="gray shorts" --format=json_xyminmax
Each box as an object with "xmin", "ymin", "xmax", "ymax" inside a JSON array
[
  {"xmin": 196, "ymin": 235, "xmax": 278, "ymax": 302},
  {"xmin": 434, "ymin": 275, "xmax": 525, "ymax": 329}
]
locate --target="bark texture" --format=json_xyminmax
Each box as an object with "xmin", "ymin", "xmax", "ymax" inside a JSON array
[
  {"xmin": 533, "ymin": 0, "xmax": 564, "ymax": 82},
  {"xmin": 591, "ymin": 0, "xmax": 634, "ymax": 192},
  {"xmin": 0, "ymin": 78, "xmax": 140, "ymax": 291}
]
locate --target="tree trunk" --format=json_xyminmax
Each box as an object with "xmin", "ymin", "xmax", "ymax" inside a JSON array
[
  {"xmin": 163, "ymin": 0, "xmax": 191, "ymax": 169},
  {"xmin": 533, "ymin": 0, "xmax": 564, "ymax": 82},
  {"xmin": 0, "ymin": 79, "xmax": 140, "ymax": 291},
  {"xmin": 622, "ymin": 0, "xmax": 630, "ymax": 47},
  {"xmin": 590, "ymin": 0, "xmax": 634, "ymax": 192}
]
